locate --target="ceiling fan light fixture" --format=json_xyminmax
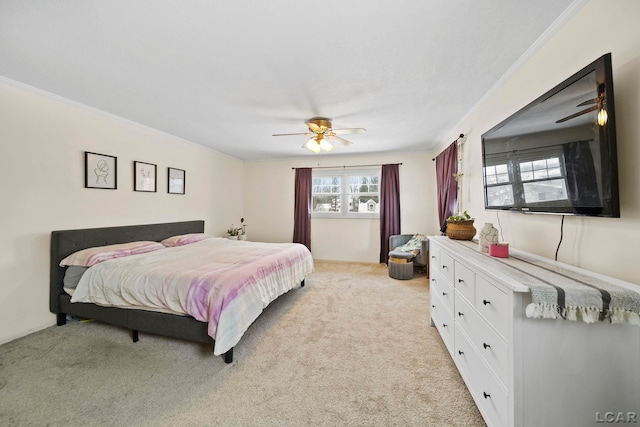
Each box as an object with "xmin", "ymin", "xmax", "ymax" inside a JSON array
[
  {"xmin": 303, "ymin": 134, "xmax": 333, "ymax": 153},
  {"xmin": 597, "ymin": 108, "xmax": 608, "ymax": 126},
  {"xmin": 304, "ymin": 138, "xmax": 322, "ymax": 153},
  {"xmin": 320, "ymin": 139, "xmax": 333, "ymax": 152}
]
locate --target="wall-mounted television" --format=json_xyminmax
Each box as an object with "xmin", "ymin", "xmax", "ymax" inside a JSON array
[{"xmin": 481, "ymin": 53, "xmax": 619, "ymax": 217}]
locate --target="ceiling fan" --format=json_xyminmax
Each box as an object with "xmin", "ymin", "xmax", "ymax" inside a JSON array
[
  {"xmin": 272, "ymin": 117, "xmax": 366, "ymax": 153},
  {"xmin": 556, "ymin": 86, "xmax": 608, "ymax": 126}
]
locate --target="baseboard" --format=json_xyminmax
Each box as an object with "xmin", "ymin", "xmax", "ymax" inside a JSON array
[{"xmin": 0, "ymin": 318, "xmax": 56, "ymax": 346}]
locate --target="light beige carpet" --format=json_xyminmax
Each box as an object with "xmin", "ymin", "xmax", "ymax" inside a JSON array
[{"xmin": 0, "ymin": 261, "xmax": 485, "ymax": 426}]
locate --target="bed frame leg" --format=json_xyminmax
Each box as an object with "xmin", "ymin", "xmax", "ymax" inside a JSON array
[
  {"xmin": 131, "ymin": 330, "xmax": 139, "ymax": 343},
  {"xmin": 56, "ymin": 313, "xmax": 67, "ymax": 326},
  {"xmin": 224, "ymin": 348, "xmax": 233, "ymax": 364},
  {"xmin": 301, "ymin": 279, "xmax": 305, "ymax": 287}
]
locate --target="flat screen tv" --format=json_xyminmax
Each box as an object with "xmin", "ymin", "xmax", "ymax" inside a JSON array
[{"xmin": 481, "ymin": 53, "xmax": 619, "ymax": 217}]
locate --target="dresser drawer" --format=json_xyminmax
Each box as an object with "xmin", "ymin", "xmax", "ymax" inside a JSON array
[
  {"xmin": 429, "ymin": 244, "xmax": 440, "ymax": 275},
  {"xmin": 430, "ymin": 272, "xmax": 454, "ymax": 313},
  {"xmin": 430, "ymin": 288, "xmax": 451, "ymax": 321},
  {"xmin": 475, "ymin": 275, "xmax": 509, "ymax": 337},
  {"xmin": 431, "ymin": 291, "xmax": 454, "ymax": 355},
  {"xmin": 454, "ymin": 327, "xmax": 508, "ymax": 427},
  {"xmin": 439, "ymin": 251, "xmax": 455, "ymax": 284},
  {"xmin": 455, "ymin": 294, "xmax": 508, "ymax": 387},
  {"xmin": 454, "ymin": 261, "xmax": 475, "ymax": 304}
]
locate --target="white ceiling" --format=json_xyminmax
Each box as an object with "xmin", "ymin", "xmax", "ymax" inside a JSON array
[{"xmin": 0, "ymin": 1, "xmax": 581, "ymax": 161}]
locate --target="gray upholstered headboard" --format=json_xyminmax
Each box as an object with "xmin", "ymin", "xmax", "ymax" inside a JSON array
[{"xmin": 50, "ymin": 220, "xmax": 205, "ymax": 314}]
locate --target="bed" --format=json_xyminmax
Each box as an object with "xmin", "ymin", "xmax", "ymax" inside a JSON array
[{"xmin": 50, "ymin": 220, "xmax": 314, "ymax": 363}]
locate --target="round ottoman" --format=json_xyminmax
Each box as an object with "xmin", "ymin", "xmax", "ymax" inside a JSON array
[{"xmin": 388, "ymin": 251, "xmax": 414, "ymax": 280}]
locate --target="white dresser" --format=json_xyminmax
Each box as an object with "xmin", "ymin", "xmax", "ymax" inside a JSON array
[{"xmin": 428, "ymin": 236, "xmax": 640, "ymax": 427}]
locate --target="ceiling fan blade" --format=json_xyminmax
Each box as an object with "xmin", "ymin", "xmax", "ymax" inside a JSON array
[
  {"xmin": 332, "ymin": 128, "xmax": 366, "ymax": 135},
  {"xmin": 328, "ymin": 135, "xmax": 353, "ymax": 146},
  {"xmin": 576, "ymin": 97, "xmax": 599, "ymax": 107},
  {"xmin": 555, "ymin": 105, "xmax": 599, "ymax": 123},
  {"xmin": 272, "ymin": 132, "xmax": 312, "ymax": 137}
]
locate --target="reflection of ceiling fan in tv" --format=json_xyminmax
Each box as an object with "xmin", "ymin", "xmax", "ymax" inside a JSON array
[
  {"xmin": 272, "ymin": 117, "xmax": 366, "ymax": 153},
  {"xmin": 556, "ymin": 87, "xmax": 608, "ymax": 126}
]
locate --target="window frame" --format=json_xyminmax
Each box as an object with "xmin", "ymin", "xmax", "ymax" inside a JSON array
[
  {"xmin": 516, "ymin": 150, "xmax": 569, "ymax": 205},
  {"xmin": 484, "ymin": 147, "xmax": 570, "ymax": 208},
  {"xmin": 483, "ymin": 151, "xmax": 516, "ymax": 208},
  {"xmin": 311, "ymin": 167, "xmax": 381, "ymax": 219}
]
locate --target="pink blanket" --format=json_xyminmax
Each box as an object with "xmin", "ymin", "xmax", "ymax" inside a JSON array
[{"xmin": 71, "ymin": 238, "xmax": 314, "ymax": 355}]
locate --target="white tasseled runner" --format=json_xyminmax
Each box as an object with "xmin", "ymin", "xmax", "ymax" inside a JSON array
[{"xmin": 450, "ymin": 240, "xmax": 640, "ymax": 326}]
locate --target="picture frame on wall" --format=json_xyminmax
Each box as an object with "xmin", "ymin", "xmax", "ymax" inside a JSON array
[
  {"xmin": 85, "ymin": 151, "xmax": 117, "ymax": 189},
  {"xmin": 168, "ymin": 167, "xmax": 185, "ymax": 194},
  {"xmin": 133, "ymin": 161, "xmax": 157, "ymax": 192}
]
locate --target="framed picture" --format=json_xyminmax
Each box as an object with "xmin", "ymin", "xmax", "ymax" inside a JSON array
[
  {"xmin": 168, "ymin": 167, "xmax": 186, "ymax": 194},
  {"xmin": 134, "ymin": 161, "xmax": 157, "ymax": 192},
  {"xmin": 85, "ymin": 151, "xmax": 117, "ymax": 189}
]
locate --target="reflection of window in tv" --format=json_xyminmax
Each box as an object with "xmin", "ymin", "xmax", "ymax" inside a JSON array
[
  {"xmin": 518, "ymin": 155, "xmax": 568, "ymax": 204},
  {"xmin": 484, "ymin": 141, "xmax": 602, "ymax": 211},
  {"xmin": 487, "ymin": 184, "xmax": 514, "ymax": 207},
  {"xmin": 522, "ymin": 178, "xmax": 568, "ymax": 203},
  {"xmin": 519, "ymin": 157, "xmax": 563, "ymax": 182},
  {"xmin": 484, "ymin": 145, "xmax": 572, "ymax": 207},
  {"xmin": 484, "ymin": 162, "xmax": 514, "ymax": 206},
  {"xmin": 485, "ymin": 164, "xmax": 510, "ymax": 185}
]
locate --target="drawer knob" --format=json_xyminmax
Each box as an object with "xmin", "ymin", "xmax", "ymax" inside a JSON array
[
  {"xmin": 431, "ymin": 305, "xmax": 436, "ymax": 308},
  {"xmin": 442, "ymin": 265, "xmax": 448, "ymax": 269},
  {"xmin": 483, "ymin": 299, "xmax": 491, "ymax": 305},
  {"xmin": 483, "ymin": 392, "xmax": 491, "ymax": 399},
  {"xmin": 442, "ymin": 292, "xmax": 447, "ymax": 296},
  {"xmin": 442, "ymin": 323, "xmax": 448, "ymax": 328},
  {"xmin": 458, "ymin": 279, "xmax": 464, "ymax": 283},
  {"xmin": 431, "ymin": 255, "xmax": 436, "ymax": 259},
  {"xmin": 483, "ymin": 343, "xmax": 491, "ymax": 349},
  {"xmin": 458, "ymin": 350, "xmax": 464, "ymax": 355},
  {"xmin": 457, "ymin": 312, "xmax": 464, "ymax": 317}
]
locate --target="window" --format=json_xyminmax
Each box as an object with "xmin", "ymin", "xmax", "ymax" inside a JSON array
[
  {"xmin": 348, "ymin": 174, "xmax": 379, "ymax": 214},
  {"xmin": 312, "ymin": 175, "xmax": 342, "ymax": 213},
  {"xmin": 484, "ymin": 149, "xmax": 569, "ymax": 208},
  {"xmin": 312, "ymin": 168, "xmax": 380, "ymax": 218},
  {"xmin": 484, "ymin": 163, "xmax": 514, "ymax": 207},
  {"xmin": 518, "ymin": 157, "xmax": 568, "ymax": 203}
]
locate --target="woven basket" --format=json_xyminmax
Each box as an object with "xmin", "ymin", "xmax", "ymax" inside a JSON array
[{"xmin": 446, "ymin": 219, "xmax": 476, "ymax": 240}]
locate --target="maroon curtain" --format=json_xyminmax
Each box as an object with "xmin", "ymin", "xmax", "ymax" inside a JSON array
[
  {"xmin": 436, "ymin": 142, "xmax": 458, "ymax": 230},
  {"xmin": 379, "ymin": 164, "xmax": 401, "ymax": 264},
  {"xmin": 293, "ymin": 168, "xmax": 312, "ymax": 250}
]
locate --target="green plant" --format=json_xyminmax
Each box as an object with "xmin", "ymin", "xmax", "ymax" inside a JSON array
[
  {"xmin": 227, "ymin": 225, "xmax": 239, "ymax": 236},
  {"xmin": 447, "ymin": 210, "xmax": 473, "ymax": 222}
]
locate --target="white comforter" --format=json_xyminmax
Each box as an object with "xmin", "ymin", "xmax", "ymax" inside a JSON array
[{"xmin": 71, "ymin": 238, "xmax": 314, "ymax": 355}]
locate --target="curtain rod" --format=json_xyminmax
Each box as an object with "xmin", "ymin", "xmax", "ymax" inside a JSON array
[
  {"xmin": 292, "ymin": 162, "xmax": 402, "ymax": 170},
  {"xmin": 432, "ymin": 134, "xmax": 466, "ymax": 161}
]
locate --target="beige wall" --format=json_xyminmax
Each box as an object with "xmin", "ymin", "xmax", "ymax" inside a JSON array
[
  {"xmin": 438, "ymin": 0, "xmax": 640, "ymax": 285},
  {"xmin": 243, "ymin": 152, "xmax": 436, "ymax": 262},
  {"xmin": 0, "ymin": 81, "xmax": 244, "ymax": 344}
]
